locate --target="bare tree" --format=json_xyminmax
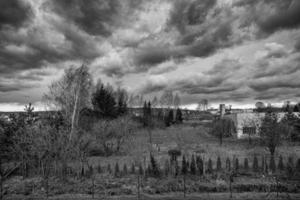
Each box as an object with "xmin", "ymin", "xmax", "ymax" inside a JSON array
[
  {"xmin": 259, "ymin": 111, "xmax": 285, "ymax": 157},
  {"xmin": 44, "ymin": 65, "xmax": 92, "ymax": 140},
  {"xmin": 160, "ymin": 90, "xmax": 173, "ymax": 109},
  {"xmin": 173, "ymin": 93, "xmax": 181, "ymax": 109},
  {"xmin": 151, "ymin": 96, "xmax": 158, "ymax": 108}
]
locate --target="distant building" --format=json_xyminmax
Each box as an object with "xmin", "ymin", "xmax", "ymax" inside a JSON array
[{"xmin": 221, "ymin": 106, "xmax": 298, "ymax": 139}]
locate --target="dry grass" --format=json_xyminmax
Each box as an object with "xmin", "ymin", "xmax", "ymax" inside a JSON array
[{"xmin": 87, "ymin": 124, "xmax": 300, "ymax": 168}]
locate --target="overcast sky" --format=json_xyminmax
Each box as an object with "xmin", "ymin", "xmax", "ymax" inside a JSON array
[{"xmin": 0, "ymin": 0, "xmax": 300, "ymax": 111}]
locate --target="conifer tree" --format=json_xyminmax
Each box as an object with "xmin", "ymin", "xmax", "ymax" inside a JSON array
[
  {"xmin": 196, "ymin": 156, "xmax": 204, "ymax": 175},
  {"xmin": 261, "ymin": 157, "xmax": 265, "ymax": 173},
  {"xmin": 269, "ymin": 156, "xmax": 276, "ymax": 173},
  {"xmin": 226, "ymin": 158, "xmax": 231, "ymax": 171},
  {"xmin": 123, "ymin": 163, "xmax": 128, "ymax": 175},
  {"xmin": 244, "ymin": 158, "xmax": 249, "ymax": 171},
  {"xmin": 253, "ymin": 156, "xmax": 259, "ymax": 172},
  {"xmin": 207, "ymin": 158, "xmax": 213, "ymax": 174},
  {"xmin": 286, "ymin": 156, "xmax": 294, "ymax": 177},
  {"xmin": 164, "ymin": 159, "xmax": 170, "ymax": 176},
  {"xmin": 216, "ymin": 156, "xmax": 222, "ymax": 171},
  {"xmin": 175, "ymin": 108, "xmax": 183, "ymax": 123},
  {"xmin": 296, "ymin": 158, "xmax": 300, "ymax": 174},
  {"xmin": 234, "ymin": 158, "xmax": 239, "ymax": 172},
  {"xmin": 278, "ymin": 155, "xmax": 284, "ymax": 171},
  {"xmin": 190, "ymin": 155, "xmax": 196, "ymax": 175},
  {"xmin": 97, "ymin": 164, "xmax": 102, "ymax": 174},
  {"xmin": 139, "ymin": 163, "xmax": 144, "ymax": 176},
  {"xmin": 150, "ymin": 154, "xmax": 160, "ymax": 177},
  {"xmin": 114, "ymin": 162, "xmax": 120, "ymax": 177},
  {"xmin": 107, "ymin": 163, "xmax": 112, "ymax": 174},
  {"xmin": 131, "ymin": 163, "xmax": 135, "ymax": 174},
  {"xmin": 181, "ymin": 155, "xmax": 188, "ymax": 175}
]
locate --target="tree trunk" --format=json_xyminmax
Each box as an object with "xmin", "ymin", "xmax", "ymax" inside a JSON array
[{"xmin": 70, "ymin": 90, "xmax": 79, "ymax": 141}]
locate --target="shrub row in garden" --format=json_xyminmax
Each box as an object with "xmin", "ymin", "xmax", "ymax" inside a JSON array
[{"xmin": 91, "ymin": 155, "xmax": 300, "ymax": 178}]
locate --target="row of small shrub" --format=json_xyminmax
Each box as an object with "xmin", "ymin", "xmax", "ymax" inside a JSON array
[{"xmin": 90, "ymin": 155, "xmax": 300, "ymax": 178}]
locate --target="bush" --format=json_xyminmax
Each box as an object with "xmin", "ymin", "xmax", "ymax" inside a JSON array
[
  {"xmin": 269, "ymin": 156, "xmax": 276, "ymax": 173},
  {"xmin": 226, "ymin": 158, "xmax": 231, "ymax": 171},
  {"xmin": 253, "ymin": 156, "xmax": 259, "ymax": 172},
  {"xmin": 244, "ymin": 158, "xmax": 249, "ymax": 171},
  {"xmin": 216, "ymin": 156, "xmax": 222, "ymax": 171},
  {"xmin": 278, "ymin": 155, "xmax": 284, "ymax": 171},
  {"xmin": 190, "ymin": 155, "xmax": 196, "ymax": 175},
  {"xmin": 207, "ymin": 158, "xmax": 213, "ymax": 174},
  {"xmin": 196, "ymin": 156, "xmax": 204, "ymax": 175}
]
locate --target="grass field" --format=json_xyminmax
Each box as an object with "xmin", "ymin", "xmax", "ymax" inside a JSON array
[{"xmin": 87, "ymin": 123, "xmax": 300, "ymax": 168}]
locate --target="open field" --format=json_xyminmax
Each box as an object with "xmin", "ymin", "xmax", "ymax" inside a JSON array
[{"xmin": 87, "ymin": 124, "xmax": 300, "ymax": 168}]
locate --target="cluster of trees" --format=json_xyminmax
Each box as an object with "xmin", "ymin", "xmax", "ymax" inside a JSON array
[
  {"xmin": 0, "ymin": 65, "xmax": 138, "ymax": 193},
  {"xmin": 142, "ymin": 101, "xmax": 183, "ymax": 128},
  {"xmin": 254, "ymin": 101, "xmax": 300, "ymax": 113},
  {"xmin": 128, "ymin": 90, "xmax": 181, "ymax": 109}
]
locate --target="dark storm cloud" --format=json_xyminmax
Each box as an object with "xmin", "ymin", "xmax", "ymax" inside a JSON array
[
  {"xmin": 234, "ymin": 0, "xmax": 300, "ymax": 36},
  {"xmin": 249, "ymin": 79, "xmax": 300, "ymax": 92},
  {"xmin": 139, "ymin": 58, "xmax": 243, "ymax": 95},
  {"xmin": 0, "ymin": 81, "xmax": 35, "ymax": 92},
  {"xmin": 133, "ymin": 44, "xmax": 184, "ymax": 68},
  {"xmin": 168, "ymin": 0, "xmax": 217, "ymax": 33},
  {"xmin": 132, "ymin": 1, "xmax": 236, "ymax": 68},
  {"xmin": 49, "ymin": 0, "xmax": 120, "ymax": 36},
  {"xmin": 133, "ymin": 22, "xmax": 234, "ymax": 68},
  {"xmin": 179, "ymin": 85, "xmax": 238, "ymax": 95},
  {"xmin": 0, "ymin": 0, "xmax": 33, "ymax": 29},
  {"xmin": 101, "ymin": 65, "xmax": 126, "ymax": 78}
]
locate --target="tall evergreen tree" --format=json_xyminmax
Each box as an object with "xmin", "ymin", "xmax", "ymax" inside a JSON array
[
  {"xmin": 175, "ymin": 108, "xmax": 183, "ymax": 123},
  {"xmin": 196, "ymin": 156, "xmax": 204, "ymax": 175},
  {"xmin": 253, "ymin": 156, "xmax": 259, "ymax": 172},
  {"xmin": 190, "ymin": 155, "xmax": 196, "ymax": 175},
  {"xmin": 207, "ymin": 158, "xmax": 213, "ymax": 174},
  {"xmin": 181, "ymin": 155, "xmax": 188, "ymax": 175},
  {"xmin": 217, "ymin": 156, "xmax": 222, "ymax": 171},
  {"xmin": 278, "ymin": 155, "xmax": 284, "ymax": 171},
  {"xmin": 92, "ymin": 83, "xmax": 117, "ymax": 118}
]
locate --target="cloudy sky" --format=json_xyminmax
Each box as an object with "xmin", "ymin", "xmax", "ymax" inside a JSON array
[{"xmin": 0, "ymin": 0, "xmax": 300, "ymax": 111}]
